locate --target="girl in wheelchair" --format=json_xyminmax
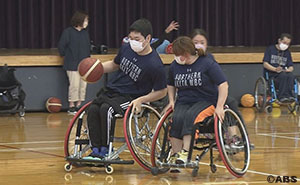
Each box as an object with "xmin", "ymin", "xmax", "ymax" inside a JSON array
[{"xmin": 156, "ymin": 36, "xmax": 250, "ymax": 176}]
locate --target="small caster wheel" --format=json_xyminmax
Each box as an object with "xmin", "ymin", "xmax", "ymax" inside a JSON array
[
  {"xmin": 105, "ymin": 175, "xmax": 114, "ymax": 183},
  {"xmin": 151, "ymin": 167, "xmax": 159, "ymax": 176},
  {"xmin": 105, "ymin": 166, "xmax": 114, "ymax": 174},
  {"xmin": 264, "ymin": 105, "xmax": 272, "ymax": 114},
  {"xmin": 64, "ymin": 163, "xmax": 72, "ymax": 172},
  {"xmin": 19, "ymin": 111, "xmax": 25, "ymax": 117},
  {"xmin": 210, "ymin": 164, "xmax": 217, "ymax": 173},
  {"xmin": 192, "ymin": 167, "xmax": 199, "ymax": 177},
  {"xmin": 64, "ymin": 173, "xmax": 73, "ymax": 181}
]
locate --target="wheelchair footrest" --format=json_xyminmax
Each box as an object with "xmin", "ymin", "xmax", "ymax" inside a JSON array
[{"xmin": 66, "ymin": 156, "xmax": 134, "ymax": 165}]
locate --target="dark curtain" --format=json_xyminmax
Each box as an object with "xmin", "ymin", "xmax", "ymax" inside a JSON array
[{"xmin": 0, "ymin": 0, "xmax": 300, "ymax": 49}]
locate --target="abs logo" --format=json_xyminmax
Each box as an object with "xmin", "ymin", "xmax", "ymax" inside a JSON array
[{"xmin": 267, "ymin": 175, "xmax": 297, "ymax": 183}]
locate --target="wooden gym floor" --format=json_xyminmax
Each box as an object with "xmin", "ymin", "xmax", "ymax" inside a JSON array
[{"xmin": 0, "ymin": 107, "xmax": 300, "ymax": 185}]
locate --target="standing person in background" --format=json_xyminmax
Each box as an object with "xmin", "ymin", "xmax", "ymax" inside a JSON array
[{"xmin": 58, "ymin": 10, "xmax": 90, "ymax": 115}]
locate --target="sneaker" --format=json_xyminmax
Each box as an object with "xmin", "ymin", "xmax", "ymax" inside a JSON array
[
  {"xmin": 175, "ymin": 150, "xmax": 188, "ymax": 164},
  {"xmin": 99, "ymin": 146, "xmax": 109, "ymax": 157},
  {"xmin": 169, "ymin": 153, "xmax": 179, "ymax": 164},
  {"xmin": 67, "ymin": 107, "xmax": 77, "ymax": 115},
  {"xmin": 83, "ymin": 147, "xmax": 103, "ymax": 160},
  {"xmin": 289, "ymin": 97, "xmax": 296, "ymax": 102},
  {"xmin": 229, "ymin": 135, "xmax": 244, "ymax": 150},
  {"xmin": 279, "ymin": 97, "xmax": 289, "ymax": 103}
]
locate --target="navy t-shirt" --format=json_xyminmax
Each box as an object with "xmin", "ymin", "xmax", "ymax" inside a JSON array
[
  {"xmin": 107, "ymin": 44, "xmax": 167, "ymax": 98},
  {"xmin": 58, "ymin": 27, "xmax": 91, "ymax": 71},
  {"xmin": 168, "ymin": 56, "xmax": 227, "ymax": 105},
  {"xmin": 263, "ymin": 45, "xmax": 293, "ymax": 75}
]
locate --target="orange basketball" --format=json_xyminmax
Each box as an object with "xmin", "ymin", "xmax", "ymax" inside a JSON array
[
  {"xmin": 78, "ymin": 57, "xmax": 104, "ymax": 83},
  {"xmin": 46, "ymin": 97, "xmax": 62, "ymax": 113},
  {"xmin": 240, "ymin": 94, "xmax": 255, "ymax": 108}
]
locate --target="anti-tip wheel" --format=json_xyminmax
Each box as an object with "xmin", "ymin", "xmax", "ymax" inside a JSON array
[
  {"xmin": 151, "ymin": 167, "xmax": 159, "ymax": 176},
  {"xmin": 105, "ymin": 166, "xmax": 114, "ymax": 174},
  {"xmin": 64, "ymin": 163, "xmax": 72, "ymax": 172},
  {"xmin": 210, "ymin": 164, "xmax": 217, "ymax": 173},
  {"xmin": 192, "ymin": 167, "xmax": 199, "ymax": 177}
]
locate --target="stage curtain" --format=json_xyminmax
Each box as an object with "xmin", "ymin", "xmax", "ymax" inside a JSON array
[{"xmin": 0, "ymin": 0, "xmax": 299, "ymax": 48}]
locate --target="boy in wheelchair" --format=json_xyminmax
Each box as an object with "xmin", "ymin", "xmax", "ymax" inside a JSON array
[
  {"xmin": 85, "ymin": 18, "xmax": 167, "ymax": 160},
  {"xmin": 164, "ymin": 36, "xmax": 244, "ymax": 166},
  {"xmin": 263, "ymin": 33, "xmax": 295, "ymax": 103}
]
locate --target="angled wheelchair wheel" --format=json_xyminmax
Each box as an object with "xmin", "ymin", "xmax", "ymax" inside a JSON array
[
  {"xmin": 64, "ymin": 102, "xmax": 92, "ymax": 158},
  {"xmin": 124, "ymin": 104, "xmax": 161, "ymax": 171},
  {"xmin": 150, "ymin": 108, "xmax": 173, "ymax": 174},
  {"xmin": 254, "ymin": 77, "xmax": 267, "ymax": 112},
  {"xmin": 214, "ymin": 108, "xmax": 251, "ymax": 177}
]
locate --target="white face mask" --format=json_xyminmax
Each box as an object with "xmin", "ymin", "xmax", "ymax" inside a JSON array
[
  {"xmin": 129, "ymin": 39, "xmax": 145, "ymax": 53},
  {"xmin": 279, "ymin": 43, "xmax": 288, "ymax": 51},
  {"xmin": 195, "ymin": 43, "xmax": 206, "ymax": 52},
  {"xmin": 83, "ymin": 21, "xmax": 88, "ymax": 29},
  {"xmin": 174, "ymin": 56, "xmax": 186, "ymax": 65}
]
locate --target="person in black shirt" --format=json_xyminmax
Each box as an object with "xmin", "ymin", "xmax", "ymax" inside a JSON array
[
  {"xmin": 85, "ymin": 19, "xmax": 167, "ymax": 160},
  {"xmin": 263, "ymin": 33, "xmax": 295, "ymax": 103},
  {"xmin": 58, "ymin": 10, "xmax": 90, "ymax": 115}
]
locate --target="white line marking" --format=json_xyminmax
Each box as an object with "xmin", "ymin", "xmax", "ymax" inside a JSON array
[
  {"xmin": 202, "ymin": 181, "xmax": 265, "ymax": 184},
  {"xmin": 0, "ymin": 140, "xmax": 64, "ymax": 145},
  {"xmin": 257, "ymin": 133, "xmax": 300, "ymax": 140},
  {"xmin": 0, "ymin": 146, "xmax": 63, "ymax": 152},
  {"xmin": 198, "ymin": 162, "xmax": 300, "ymax": 181}
]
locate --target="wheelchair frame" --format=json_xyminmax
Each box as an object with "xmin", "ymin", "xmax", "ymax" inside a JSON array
[
  {"xmin": 254, "ymin": 72, "xmax": 299, "ymax": 113},
  {"xmin": 64, "ymin": 102, "xmax": 161, "ymax": 174},
  {"xmin": 150, "ymin": 107, "xmax": 251, "ymax": 177}
]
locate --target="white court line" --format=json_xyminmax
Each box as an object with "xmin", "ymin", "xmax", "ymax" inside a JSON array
[
  {"xmin": 254, "ymin": 146, "xmax": 299, "ymax": 149},
  {"xmin": 257, "ymin": 133, "xmax": 300, "ymax": 140},
  {"xmin": 0, "ymin": 140, "xmax": 64, "ymax": 145},
  {"xmin": 0, "ymin": 146, "xmax": 63, "ymax": 152},
  {"xmin": 198, "ymin": 162, "xmax": 300, "ymax": 181},
  {"xmin": 256, "ymin": 132, "xmax": 300, "ymax": 135},
  {"xmin": 202, "ymin": 181, "xmax": 266, "ymax": 184}
]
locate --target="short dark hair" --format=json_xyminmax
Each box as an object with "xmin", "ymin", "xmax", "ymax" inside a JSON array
[
  {"xmin": 280, "ymin": 33, "xmax": 293, "ymax": 41},
  {"xmin": 190, "ymin": 28, "xmax": 208, "ymax": 42},
  {"xmin": 70, "ymin": 10, "xmax": 88, "ymax": 27},
  {"xmin": 173, "ymin": 36, "xmax": 205, "ymax": 57},
  {"xmin": 129, "ymin": 18, "xmax": 153, "ymax": 39}
]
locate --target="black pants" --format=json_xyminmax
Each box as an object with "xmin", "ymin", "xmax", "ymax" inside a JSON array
[
  {"xmin": 87, "ymin": 89, "xmax": 131, "ymax": 148},
  {"xmin": 271, "ymin": 72, "xmax": 295, "ymax": 99}
]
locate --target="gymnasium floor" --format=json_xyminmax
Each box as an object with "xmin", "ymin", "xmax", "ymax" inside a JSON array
[{"xmin": 0, "ymin": 107, "xmax": 300, "ymax": 185}]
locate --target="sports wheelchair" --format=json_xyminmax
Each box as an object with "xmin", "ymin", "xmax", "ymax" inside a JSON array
[
  {"xmin": 64, "ymin": 101, "xmax": 162, "ymax": 174},
  {"xmin": 254, "ymin": 71, "xmax": 299, "ymax": 114},
  {"xmin": 150, "ymin": 106, "xmax": 251, "ymax": 177}
]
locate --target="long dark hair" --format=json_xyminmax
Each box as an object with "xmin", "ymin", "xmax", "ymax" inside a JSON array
[{"xmin": 190, "ymin": 28, "xmax": 208, "ymax": 42}]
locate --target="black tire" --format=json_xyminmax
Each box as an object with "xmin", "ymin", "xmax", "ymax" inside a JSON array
[
  {"xmin": 214, "ymin": 108, "xmax": 251, "ymax": 177},
  {"xmin": 254, "ymin": 77, "xmax": 267, "ymax": 112},
  {"xmin": 124, "ymin": 104, "xmax": 161, "ymax": 171},
  {"xmin": 64, "ymin": 102, "xmax": 91, "ymax": 158}
]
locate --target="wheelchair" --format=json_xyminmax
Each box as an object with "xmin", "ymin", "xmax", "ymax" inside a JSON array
[
  {"xmin": 150, "ymin": 106, "xmax": 251, "ymax": 177},
  {"xmin": 254, "ymin": 71, "xmax": 299, "ymax": 114},
  {"xmin": 64, "ymin": 101, "xmax": 161, "ymax": 174}
]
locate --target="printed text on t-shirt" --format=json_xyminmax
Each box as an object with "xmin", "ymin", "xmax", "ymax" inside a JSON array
[
  {"xmin": 120, "ymin": 57, "xmax": 142, "ymax": 82},
  {"xmin": 174, "ymin": 72, "xmax": 202, "ymax": 87}
]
